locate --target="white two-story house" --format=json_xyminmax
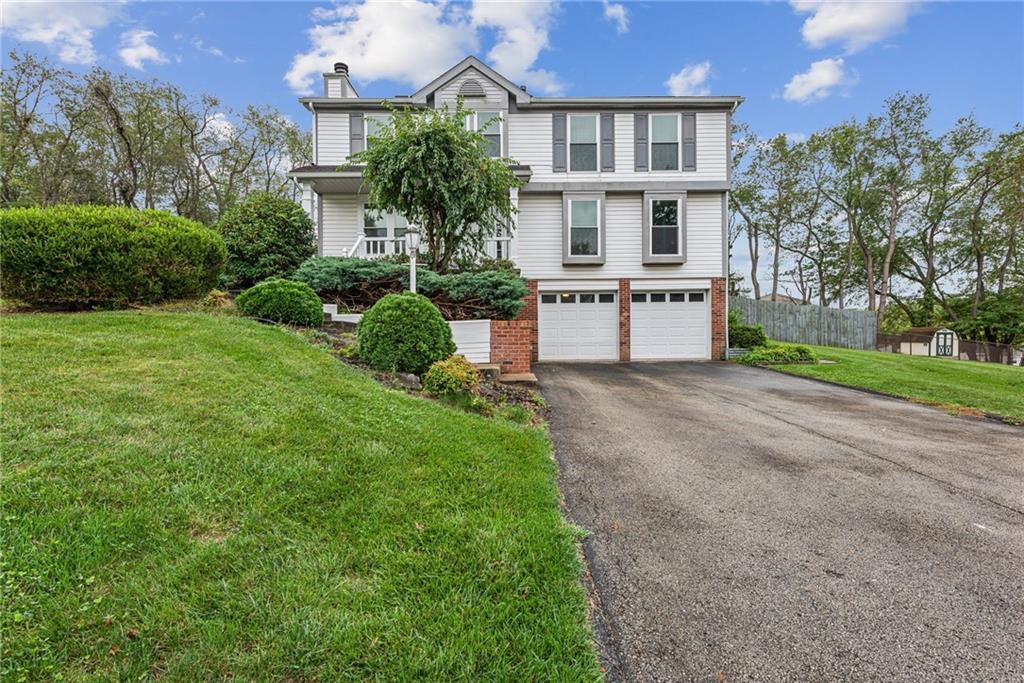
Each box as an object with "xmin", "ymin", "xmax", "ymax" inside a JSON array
[{"xmin": 289, "ymin": 57, "xmax": 740, "ymax": 368}]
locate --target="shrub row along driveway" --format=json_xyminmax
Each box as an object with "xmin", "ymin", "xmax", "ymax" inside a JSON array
[{"xmin": 539, "ymin": 362, "xmax": 1024, "ymax": 681}]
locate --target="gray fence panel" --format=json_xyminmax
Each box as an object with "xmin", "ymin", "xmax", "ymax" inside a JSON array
[{"xmin": 730, "ymin": 297, "xmax": 877, "ymax": 350}]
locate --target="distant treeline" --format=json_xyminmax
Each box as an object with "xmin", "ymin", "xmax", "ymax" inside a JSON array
[
  {"xmin": 1, "ymin": 50, "xmax": 312, "ymax": 225},
  {"xmin": 730, "ymin": 93, "xmax": 1022, "ymax": 343}
]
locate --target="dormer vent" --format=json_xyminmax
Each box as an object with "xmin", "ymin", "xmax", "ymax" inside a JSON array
[{"xmin": 458, "ymin": 78, "xmax": 486, "ymax": 98}]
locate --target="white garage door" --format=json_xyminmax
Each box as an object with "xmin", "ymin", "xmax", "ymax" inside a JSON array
[
  {"xmin": 630, "ymin": 291, "xmax": 710, "ymax": 360},
  {"xmin": 538, "ymin": 291, "xmax": 618, "ymax": 361}
]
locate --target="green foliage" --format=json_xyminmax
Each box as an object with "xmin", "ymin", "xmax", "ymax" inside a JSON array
[
  {"xmin": 217, "ymin": 193, "xmax": 316, "ymax": 289},
  {"xmin": 0, "ymin": 204, "xmax": 225, "ymax": 308},
  {"xmin": 423, "ymin": 355, "xmax": 481, "ymax": 398},
  {"xmin": 200, "ymin": 289, "xmax": 234, "ymax": 310},
  {"xmin": 293, "ymin": 256, "xmax": 527, "ymax": 320},
  {"xmin": 738, "ymin": 342, "xmax": 818, "ymax": 365},
  {"xmin": 235, "ymin": 278, "xmax": 323, "ymax": 327},
  {"xmin": 357, "ymin": 293, "xmax": 455, "ymax": 374},
  {"xmin": 949, "ymin": 289, "xmax": 1024, "ymax": 345},
  {"xmin": 351, "ymin": 103, "xmax": 522, "ymax": 272},
  {"xmin": 727, "ymin": 309, "xmax": 768, "ymax": 348}
]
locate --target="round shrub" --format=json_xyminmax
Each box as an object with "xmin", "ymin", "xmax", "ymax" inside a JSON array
[
  {"xmin": 358, "ymin": 293, "xmax": 455, "ymax": 374},
  {"xmin": 423, "ymin": 355, "xmax": 480, "ymax": 398},
  {"xmin": 0, "ymin": 205, "xmax": 225, "ymax": 308},
  {"xmin": 217, "ymin": 193, "xmax": 315, "ymax": 289},
  {"xmin": 235, "ymin": 278, "xmax": 324, "ymax": 327},
  {"xmin": 730, "ymin": 322, "xmax": 768, "ymax": 349}
]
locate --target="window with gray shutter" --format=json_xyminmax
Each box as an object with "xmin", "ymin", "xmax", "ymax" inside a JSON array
[
  {"xmin": 552, "ymin": 113, "xmax": 567, "ymax": 173},
  {"xmin": 634, "ymin": 114, "xmax": 648, "ymax": 172},
  {"xmin": 682, "ymin": 112, "xmax": 696, "ymax": 171},
  {"xmin": 350, "ymin": 113, "xmax": 364, "ymax": 155},
  {"xmin": 600, "ymin": 113, "xmax": 615, "ymax": 172}
]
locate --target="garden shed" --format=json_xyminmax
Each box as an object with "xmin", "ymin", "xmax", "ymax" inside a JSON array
[{"xmin": 898, "ymin": 327, "xmax": 959, "ymax": 358}]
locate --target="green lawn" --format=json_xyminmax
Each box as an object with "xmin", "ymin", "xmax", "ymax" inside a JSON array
[
  {"xmin": 1, "ymin": 312, "xmax": 601, "ymax": 681},
  {"xmin": 772, "ymin": 345, "xmax": 1024, "ymax": 423}
]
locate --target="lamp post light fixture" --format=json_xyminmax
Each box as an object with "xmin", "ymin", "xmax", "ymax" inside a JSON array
[{"xmin": 405, "ymin": 225, "xmax": 421, "ymax": 293}]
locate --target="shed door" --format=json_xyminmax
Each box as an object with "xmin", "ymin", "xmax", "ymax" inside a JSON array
[
  {"xmin": 538, "ymin": 292, "xmax": 618, "ymax": 361},
  {"xmin": 630, "ymin": 291, "xmax": 710, "ymax": 360}
]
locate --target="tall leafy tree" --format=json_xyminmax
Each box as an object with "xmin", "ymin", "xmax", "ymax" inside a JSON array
[{"xmin": 351, "ymin": 103, "xmax": 522, "ymax": 273}]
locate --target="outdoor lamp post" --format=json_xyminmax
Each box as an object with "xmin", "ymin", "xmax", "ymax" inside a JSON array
[{"xmin": 405, "ymin": 225, "xmax": 421, "ymax": 293}]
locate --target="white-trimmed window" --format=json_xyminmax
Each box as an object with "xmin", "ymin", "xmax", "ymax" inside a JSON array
[
  {"xmin": 643, "ymin": 191, "xmax": 685, "ymax": 264},
  {"xmin": 466, "ymin": 110, "xmax": 502, "ymax": 157},
  {"xmin": 365, "ymin": 114, "xmax": 391, "ymax": 148},
  {"xmin": 361, "ymin": 205, "xmax": 408, "ymax": 255},
  {"xmin": 650, "ymin": 197, "xmax": 682, "ymax": 256},
  {"xmin": 569, "ymin": 114, "xmax": 599, "ymax": 172},
  {"xmin": 650, "ymin": 113, "xmax": 679, "ymax": 171},
  {"xmin": 562, "ymin": 193, "xmax": 604, "ymax": 264}
]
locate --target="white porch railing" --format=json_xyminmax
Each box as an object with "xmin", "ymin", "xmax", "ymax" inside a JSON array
[{"xmin": 344, "ymin": 234, "xmax": 514, "ymax": 263}]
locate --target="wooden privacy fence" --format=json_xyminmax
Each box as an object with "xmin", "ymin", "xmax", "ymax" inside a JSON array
[{"xmin": 729, "ymin": 297, "xmax": 877, "ymax": 350}]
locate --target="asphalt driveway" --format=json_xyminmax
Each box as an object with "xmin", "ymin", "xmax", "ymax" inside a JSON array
[{"xmin": 538, "ymin": 362, "xmax": 1024, "ymax": 682}]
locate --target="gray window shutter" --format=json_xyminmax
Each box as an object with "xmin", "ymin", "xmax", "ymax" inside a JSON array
[
  {"xmin": 600, "ymin": 113, "xmax": 615, "ymax": 172},
  {"xmin": 350, "ymin": 113, "xmax": 364, "ymax": 155},
  {"xmin": 552, "ymin": 113, "xmax": 567, "ymax": 173},
  {"xmin": 682, "ymin": 113, "xmax": 696, "ymax": 171},
  {"xmin": 634, "ymin": 114, "xmax": 648, "ymax": 172}
]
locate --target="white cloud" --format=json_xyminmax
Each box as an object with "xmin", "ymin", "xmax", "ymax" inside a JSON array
[
  {"xmin": 664, "ymin": 61, "xmax": 712, "ymax": 96},
  {"xmin": 602, "ymin": 0, "xmax": 628, "ymax": 34},
  {"xmin": 285, "ymin": 0, "xmax": 563, "ymax": 96},
  {"xmin": 783, "ymin": 57, "xmax": 853, "ymax": 103},
  {"xmin": 118, "ymin": 29, "xmax": 168, "ymax": 70},
  {"xmin": 191, "ymin": 36, "xmax": 244, "ymax": 62},
  {"xmin": 0, "ymin": 1, "xmax": 124, "ymax": 64},
  {"xmin": 791, "ymin": 0, "xmax": 918, "ymax": 53},
  {"xmin": 471, "ymin": 1, "xmax": 563, "ymax": 95}
]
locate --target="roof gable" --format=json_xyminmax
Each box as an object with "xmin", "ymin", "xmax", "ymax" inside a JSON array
[{"xmin": 410, "ymin": 56, "xmax": 530, "ymax": 105}]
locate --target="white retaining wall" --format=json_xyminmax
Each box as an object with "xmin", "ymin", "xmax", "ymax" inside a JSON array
[{"xmin": 323, "ymin": 306, "xmax": 492, "ymax": 364}]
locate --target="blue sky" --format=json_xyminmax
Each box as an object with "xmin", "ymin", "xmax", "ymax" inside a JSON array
[{"xmin": 3, "ymin": 1, "xmax": 1022, "ymax": 141}]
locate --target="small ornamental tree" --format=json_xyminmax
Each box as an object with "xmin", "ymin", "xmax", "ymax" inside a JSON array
[
  {"xmin": 217, "ymin": 193, "xmax": 316, "ymax": 289},
  {"xmin": 350, "ymin": 103, "xmax": 522, "ymax": 273}
]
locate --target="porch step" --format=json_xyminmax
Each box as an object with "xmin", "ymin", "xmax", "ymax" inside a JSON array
[
  {"xmin": 474, "ymin": 363, "xmax": 502, "ymax": 381},
  {"xmin": 498, "ymin": 372, "xmax": 538, "ymax": 387}
]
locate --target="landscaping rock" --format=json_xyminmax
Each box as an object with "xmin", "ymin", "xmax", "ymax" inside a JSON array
[{"xmin": 394, "ymin": 373, "xmax": 422, "ymax": 390}]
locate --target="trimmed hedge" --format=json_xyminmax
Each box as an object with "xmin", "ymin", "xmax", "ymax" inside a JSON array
[
  {"xmin": 235, "ymin": 278, "xmax": 324, "ymax": 327},
  {"xmin": 738, "ymin": 342, "xmax": 818, "ymax": 365},
  {"xmin": 423, "ymin": 355, "xmax": 480, "ymax": 398},
  {"xmin": 218, "ymin": 193, "xmax": 315, "ymax": 289},
  {"xmin": 728, "ymin": 309, "xmax": 768, "ymax": 349},
  {"xmin": 292, "ymin": 256, "xmax": 528, "ymax": 321},
  {"xmin": 0, "ymin": 205, "xmax": 225, "ymax": 308},
  {"xmin": 358, "ymin": 293, "xmax": 455, "ymax": 374}
]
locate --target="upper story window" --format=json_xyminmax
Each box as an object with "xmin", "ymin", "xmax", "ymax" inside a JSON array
[
  {"xmin": 466, "ymin": 110, "xmax": 502, "ymax": 157},
  {"xmin": 365, "ymin": 114, "xmax": 391, "ymax": 148},
  {"xmin": 569, "ymin": 114, "xmax": 598, "ymax": 172},
  {"xmin": 643, "ymin": 191, "xmax": 686, "ymax": 264},
  {"xmin": 562, "ymin": 192, "xmax": 605, "ymax": 265},
  {"xmin": 650, "ymin": 114, "xmax": 679, "ymax": 171}
]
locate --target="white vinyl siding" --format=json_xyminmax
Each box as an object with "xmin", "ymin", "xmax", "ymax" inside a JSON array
[
  {"xmin": 435, "ymin": 67, "xmax": 509, "ymax": 110},
  {"xmin": 507, "ymin": 111, "xmax": 727, "ymax": 182},
  {"xmin": 516, "ymin": 192, "xmax": 724, "ymax": 279},
  {"xmin": 316, "ymin": 112, "xmax": 350, "ymax": 165},
  {"xmin": 320, "ymin": 194, "xmax": 361, "ymax": 256}
]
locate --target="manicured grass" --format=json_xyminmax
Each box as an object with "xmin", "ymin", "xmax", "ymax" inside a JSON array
[
  {"xmin": 771, "ymin": 345, "xmax": 1024, "ymax": 423},
  {"xmin": 2, "ymin": 312, "xmax": 601, "ymax": 681}
]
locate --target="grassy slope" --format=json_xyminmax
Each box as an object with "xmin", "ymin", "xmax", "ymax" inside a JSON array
[
  {"xmin": 2, "ymin": 312, "xmax": 601, "ymax": 681},
  {"xmin": 773, "ymin": 345, "xmax": 1024, "ymax": 423}
]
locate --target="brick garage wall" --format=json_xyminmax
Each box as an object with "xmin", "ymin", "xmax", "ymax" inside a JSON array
[
  {"xmin": 618, "ymin": 279, "xmax": 631, "ymax": 361},
  {"xmin": 711, "ymin": 276, "xmax": 727, "ymax": 360},
  {"xmin": 489, "ymin": 280, "xmax": 537, "ymax": 373}
]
